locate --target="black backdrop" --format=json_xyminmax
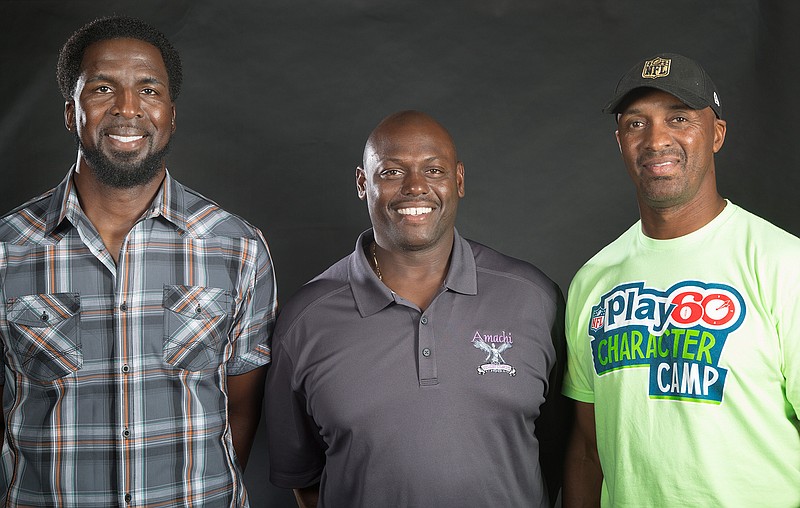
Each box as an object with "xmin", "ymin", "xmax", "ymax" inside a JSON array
[{"xmin": 1, "ymin": 1, "xmax": 798, "ymax": 505}]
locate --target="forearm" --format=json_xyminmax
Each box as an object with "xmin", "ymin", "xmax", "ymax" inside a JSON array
[
  {"xmin": 228, "ymin": 411, "xmax": 260, "ymax": 470},
  {"xmin": 227, "ymin": 366, "xmax": 267, "ymax": 470},
  {"xmin": 0, "ymin": 388, "xmax": 4, "ymax": 449},
  {"xmin": 293, "ymin": 484, "xmax": 320, "ymax": 508},
  {"xmin": 562, "ymin": 401, "xmax": 602, "ymax": 508},
  {"xmin": 563, "ymin": 439, "xmax": 603, "ymax": 507}
]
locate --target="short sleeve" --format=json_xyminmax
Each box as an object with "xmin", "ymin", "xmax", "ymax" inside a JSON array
[
  {"xmin": 264, "ymin": 341, "xmax": 326, "ymax": 488},
  {"xmin": 562, "ymin": 275, "xmax": 596, "ymax": 403},
  {"xmin": 777, "ymin": 254, "xmax": 800, "ymax": 420},
  {"xmin": 226, "ymin": 230, "xmax": 277, "ymax": 375}
]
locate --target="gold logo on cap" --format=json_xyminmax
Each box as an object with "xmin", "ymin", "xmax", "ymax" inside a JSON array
[{"xmin": 642, "ymin": 57, "xmax": 671, "ymax": 79}]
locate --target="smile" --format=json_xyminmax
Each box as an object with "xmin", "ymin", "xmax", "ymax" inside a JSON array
[
  {"xmin": 397, "ymin": 207, "xmax": 433, "ymax": 216},
  {"xmin": 641, "ymin": 159, "xmax": 680, "ymax": 174},
  {"xmin": 108, "ymin": 134, "xmax": 145, "ymax": 143}
]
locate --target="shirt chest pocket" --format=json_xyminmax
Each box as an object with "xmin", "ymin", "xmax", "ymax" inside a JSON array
[
  {"xmin": 6, "ymin": 293, "xmax": 82, "ymax": 382},
  {"xmin": 163, "ymin": 285, "xmax": 233, "ymax": 371}
]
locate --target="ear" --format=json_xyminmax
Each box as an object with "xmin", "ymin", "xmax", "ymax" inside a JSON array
[
  {"xmin": 356, "ymin": 166, "xmax": 367, "ymax": 200},
  {"xmin": 170, "ymin": 104, "xmax": 177, "ymax": 133},
  {"xmin": 712, "ymin": 118, "xmax": 726, "ymax": 153},
  {"xmin": 456, "ymin": 161, "xmax": 465, "ymax": 198},
  {"xmin": 64, "ymin": 100, "xmax": 75, "ymax": 132},
  {"xmin": 615, "ymin": 130, "xmax": 622, "ymax": 153}
]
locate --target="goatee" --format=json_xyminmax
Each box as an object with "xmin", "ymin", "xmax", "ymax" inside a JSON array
[{"xmin": 77, "ymin": 133, "xmax": 172, "ymax": 188}]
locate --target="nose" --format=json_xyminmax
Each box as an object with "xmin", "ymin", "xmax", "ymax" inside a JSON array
[
  {"xmin": 401, "ymin": 169, "xmax": 428, "ymax": 196},
  {"xmin": 644, "ymin": 122, "xmax": 672, "ymax": 151},
  {"xmin": 110, "ymin": 89, "xmax": 143, "ymax": 119}
]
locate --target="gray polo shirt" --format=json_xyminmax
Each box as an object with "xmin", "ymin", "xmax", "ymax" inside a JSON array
[{"xmin": 265, "ymin": 229, "xmax": 565, "ymax": 507}]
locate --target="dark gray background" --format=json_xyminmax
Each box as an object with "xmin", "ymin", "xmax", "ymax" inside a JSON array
[{"xmin": 1, "ymin": 1, "xmax": 797, "ymax": 506}]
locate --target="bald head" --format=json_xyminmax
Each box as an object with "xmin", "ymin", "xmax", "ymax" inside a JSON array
[
  {"xmin": 363, "ymin": 110, "xmax": 458, "ymax": 169},
  {"xmin": 356, "ymin": 110, "xmax": 465, "ymax": 254}
]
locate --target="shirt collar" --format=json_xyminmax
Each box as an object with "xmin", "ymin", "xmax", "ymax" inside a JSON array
[
  {"xmin": 349, "ymin": 228, "xmax": 477, "ymax": 318},
  {"xmin": 147, "ymin": 169, "xmax": 188, "ymax": 231},
  {"xmin": 44, "ymin": 166, "xmax": 189, "ymax": 237}
]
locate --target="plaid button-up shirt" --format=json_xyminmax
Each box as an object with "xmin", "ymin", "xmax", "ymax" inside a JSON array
[{"xmin": 0, "ymin": 168, "xmax": 276, "ymax": 507}]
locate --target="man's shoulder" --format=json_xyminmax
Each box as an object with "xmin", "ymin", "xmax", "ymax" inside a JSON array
[
  {"xmin": 467, "ymin": 238, "xmax": 561, "ymax": 298},
  {"xmin": 276, "ymin": 255, "xmax": 353, "ymax": 325},
  {"xmin": 0, "ymin": 188, "xmax": 58, "ymax": 244},
  {"xmin": 735, "ymin": 204, "xmax": 800, "ymax": 246},
  {"xmin": 572, "ymin": 222, "xmax": 639, "ymax": 277},
  {"xmin": 179, "ymin": 183, "xmax": 263, "ymax": 241}
]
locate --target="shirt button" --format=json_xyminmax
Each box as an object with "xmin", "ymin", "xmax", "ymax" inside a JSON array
[
  {"xmin": 422, "ymin": 348, "xmax": 431, "ymax": 357},
  {"xmin": 119, "ymin": 302, "xmax": 128, "ymax": 312},
  {"xmin": 121, "ymin": 364, "xmax": 130, "ymax": 374},
  {"xmin": 122, "ymin": 428, "xmax": 131, "ymax": 439},
  {"xmin": 420, "ymin": 316, "xmax": 428, "ymax": 325},
  {"xmin": 124, "ymin": 493, "xmax": 132, "ymax": 503}
]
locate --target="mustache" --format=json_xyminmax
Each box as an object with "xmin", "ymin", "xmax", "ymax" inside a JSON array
[
  {"xmin": 99, "ymin": 121, "xmax": 150, "ymax": 136},
  {"xmin": 637, "ymin": 149, "xmax": 684, "ymax": 166}
]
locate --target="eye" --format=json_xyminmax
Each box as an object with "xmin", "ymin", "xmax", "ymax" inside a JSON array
[
  {"xmin": 95, "ymin": 85, "xmax": 112, "ymax": 93},
  {"xmin": 672, "ymin": 116, "xmax": 688, "ymax": 123},
  {"xmin": 380, "ymin": 168, "xmax": 402, "ymax": 178},
  {"xmin": 141, "ymin": 88, "xmax": 158, "ymax": 95},
  {"xmin": 426, "ymin": 167, "xmax": 445, "ymax": 175},
  {"xmin": 629, "ymin": 120, "xmax": 645, "ymax": 129}
]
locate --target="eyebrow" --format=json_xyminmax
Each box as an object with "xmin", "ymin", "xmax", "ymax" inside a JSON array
[
  {"xmin": 621, "ymin": 103, "xmax": 695, "ymax": 116},
  {"xmin": 85, "ymin": 74, "xmax": 166, "ymax": 87},
  {"xmin": 379, "ymin": 155, "xmax": 445, "ymax": 163}
]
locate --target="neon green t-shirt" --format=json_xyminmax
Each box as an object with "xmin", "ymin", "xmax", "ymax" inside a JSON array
[{"xmin": 564, "ymin": 202, "xmax": 800, "ymax": 507}]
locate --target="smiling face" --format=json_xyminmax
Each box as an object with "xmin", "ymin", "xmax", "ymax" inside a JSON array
[
  {"xmin": 615, "ymin": 88, "xmax": 726, "ymax": 211},
  {"xmin": 356, "ymin": 112, "xmax": 465, "ymax": 253},
  {"xmin": 65, "ymin": 37, "xmax": 175, "ymax": 188}
]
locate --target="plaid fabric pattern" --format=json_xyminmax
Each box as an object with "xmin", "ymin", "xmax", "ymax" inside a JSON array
[{"xmin": 0, "ymin": 168, "xmax": 276, "ymax": 507}]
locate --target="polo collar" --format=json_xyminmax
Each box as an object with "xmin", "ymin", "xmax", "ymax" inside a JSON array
[{"xmin": 349, "ymin": 228, "xmax": 477, "ymax": 318}]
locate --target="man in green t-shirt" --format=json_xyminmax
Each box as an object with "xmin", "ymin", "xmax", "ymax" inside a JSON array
[{"xmin": 562, "ymin": 53, "xmax": 800, "ymax": 507}]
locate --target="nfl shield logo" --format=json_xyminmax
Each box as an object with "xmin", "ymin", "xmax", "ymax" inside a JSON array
[
  {"xmin": 641, "ymin": 57, "xmax": 671, "ymax": 79},
  {"xmin": 589, "ymin": 307, "xmax": 605, "ymax": 332}
]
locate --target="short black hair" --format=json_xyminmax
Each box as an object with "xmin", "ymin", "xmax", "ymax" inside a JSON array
[{"xmin": 57, "ymin": 16, "xmax": 182, "ymax": 101}]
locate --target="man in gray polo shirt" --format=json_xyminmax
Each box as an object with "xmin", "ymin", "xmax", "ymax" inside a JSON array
[{"xmin": 265, "ymin": 110, "xmax": 567, "ymax": 507}]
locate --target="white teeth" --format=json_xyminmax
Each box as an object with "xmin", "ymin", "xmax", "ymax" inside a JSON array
[
  {"xmin": 398, "ymin": 207, "xmax": 433, "ymax": 216},
  {"xmin": 109, "ymin": 135, "xmax": 144, "ymax": 143}
]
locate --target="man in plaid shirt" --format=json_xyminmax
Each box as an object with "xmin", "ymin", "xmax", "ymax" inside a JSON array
[{"xmin": 0, "ymin": 16, "xmax": 276, "ymax": 507}]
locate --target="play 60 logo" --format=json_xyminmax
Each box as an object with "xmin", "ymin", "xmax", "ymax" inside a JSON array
[{"xmin": 596, "ymin": 281, "xmax": 745, "ymax": 337}]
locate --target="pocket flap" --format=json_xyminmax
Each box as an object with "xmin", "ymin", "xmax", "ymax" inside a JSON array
[
  {"xmin": 163, "ymin": 285, "xmax": 231, "ymax": 319},
  {"xmin": 7, "ymin": 293, "xmax": 80, "ymax": 326}
]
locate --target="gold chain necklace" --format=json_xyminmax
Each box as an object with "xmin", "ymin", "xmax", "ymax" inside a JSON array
[{"xmin": 371, "ymin": 241, "xmax": 383, "ymax": 281}]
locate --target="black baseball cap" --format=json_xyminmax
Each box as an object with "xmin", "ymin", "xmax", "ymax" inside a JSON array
[{"xmin": 602, "ymin": 53, "xmax": 722, "ymax": 119}]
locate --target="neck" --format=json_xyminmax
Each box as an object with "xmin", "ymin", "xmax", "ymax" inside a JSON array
[
  {"xmin": 73, "ymin": 162, "xmax": 166, "ymax": 262},
  {"xmin": 639, "ymin": 194, "xmax": 726, "ymax": 239},
  {"xmin": 370, "ymin": 233, "xmax": 455, "ymax": 310}
]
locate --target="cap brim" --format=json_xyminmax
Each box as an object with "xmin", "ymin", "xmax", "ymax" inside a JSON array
[{"xmin": 602, "ymin": 84, "xmax": 716, "ymax": 116}]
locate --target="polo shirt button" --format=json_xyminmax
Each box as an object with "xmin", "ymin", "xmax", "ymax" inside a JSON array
[
  {"xmin": 422, "ymin": 348, "xmax": 431, "ymax": 357},
  {"xmin": 120, "ymin": 302, "xmax": 128, "ymax": 312},
  {"xmin": 122, "ymin": 428, "xmax": 131, "ymax": 439},
  {"xmin": 121, "ymin": 364, "xmax": 130, "ymax": 374},
  {"xmin": 124, "ymin": 493, "xmax": 132, "ymax": 503},
  {"xmin": 420, "ymin": 316, "xmax": 428, "ymax": 325}
]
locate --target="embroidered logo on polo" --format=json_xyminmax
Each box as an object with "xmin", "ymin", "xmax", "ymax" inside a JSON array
[
  {"xmin": 588, "ymin": 280, "xmax": 746, "ymax": 403},
  {"xmin": 472, "ymin": 330, "xmax": 516, "ymax": 376}
]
